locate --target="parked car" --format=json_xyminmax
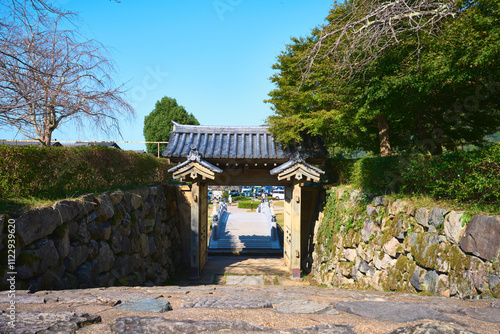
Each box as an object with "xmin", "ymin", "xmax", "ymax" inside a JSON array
[
  {"xmin": 264, "ymin": 186, "xmax": 273, "ymax": 196},
  {"xmin": 272, "ymin": 189, "xmax": 285, "ymax": 200},
  {"xmin": 254, "ymin": 187, "xmax": 263, "ymax": 197},
  {"xmin": 230, "ymin": 189, "xmax": 240, "ymax": 196},
  {"xmin": 242, "ymin": 190, "xmax": 252, "ymax": 197},
  {"xmin": 208, "ymin": 190, "xmax": 212, "ymax": 200},
  {"xmin": 242, "ymin": 186, "xmax": 252, "ymax": 194}
]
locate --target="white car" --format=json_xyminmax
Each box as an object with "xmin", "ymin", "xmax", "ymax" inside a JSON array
[
  {"xmin": 272, "ymin": 189, "xmax": 285, "ymax": 200},
  {"xmin": 242, "ymin": 186, "xmax": 252, "ymax": 193}
]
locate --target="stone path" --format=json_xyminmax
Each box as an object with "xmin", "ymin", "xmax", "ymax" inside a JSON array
[
  {"xmin": 1, "ymin": 283, "xmax": 499, "ymax": 333},
  {"xmin": 208, "ymin": 205, "xmax": 281, "ymax": 253}
]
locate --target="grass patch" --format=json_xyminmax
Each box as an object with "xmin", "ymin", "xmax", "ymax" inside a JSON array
[
  {"xmin": 275, "ymin": 212, "xmax": 284, "ymax": 227},
  {"xmin": 0, "ymin": 197, "xmax": 58, "ymax": 217},
  {"xmin": 238, "ymin": 200, "xmax": 261, "ymax": 209},
  {"xmin": 384, "ymin": 193, "xmax": 500, "ymax": 216}
]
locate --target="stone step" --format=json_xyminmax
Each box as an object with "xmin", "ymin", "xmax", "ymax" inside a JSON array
[{"xmin": 215, "ymin": 242, "xmax": 273, "ymax": 248}]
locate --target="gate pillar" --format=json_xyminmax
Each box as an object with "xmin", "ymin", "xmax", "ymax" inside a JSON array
[
  {"xmin": 290, "ymin": 180, "xmax": 302, "ymax": 278},
  {"xmin": 167, "ymin": 146, "xmax": 222, "ymax": 279},
  {"xmin": 271, "ymin": 152, "xmax": 325, "ymax": 278},
  {"xmin": 190, "ymin": 181, "xmax": 208, "ymax": 279}
]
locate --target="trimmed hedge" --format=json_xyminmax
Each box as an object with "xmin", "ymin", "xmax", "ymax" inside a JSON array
[
  {"xmin": 0, "ymin": 145, "xmax": 172, "ymax": 200},
  {"xmin": 327, "ymin": 145, "xmax": 500, "ymax": 204},
  {"xmin": 231, "ymin": 196, "xmax": 247, "ymax": 202}
]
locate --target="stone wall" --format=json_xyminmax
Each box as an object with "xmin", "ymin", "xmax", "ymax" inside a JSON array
[
  {"xmin": 0, "ymin": 184, "xmax": 185, "ymax": 292},
  {"xmin": 311, "ymin": 188, "xmax": 500, "ymax": 299}
]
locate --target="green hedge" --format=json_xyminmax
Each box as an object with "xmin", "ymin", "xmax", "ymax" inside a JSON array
[
  {"xmin": 327, "ymin": 145, "xmax": 500, "ymax": 204},
  {"xmin": 237, "ymin": 200, "xmax": 261, "ymax": 209},
  {"xmin": 0, "ymin": 145, "xmax": 172, "ymax": 200}
]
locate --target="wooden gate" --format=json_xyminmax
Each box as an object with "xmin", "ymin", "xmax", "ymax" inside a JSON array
[{"xmin": 283, "ymin": 186, "xmax": 293, "ymax": 268}]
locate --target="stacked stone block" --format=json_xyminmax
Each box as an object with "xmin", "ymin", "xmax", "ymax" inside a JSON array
[
  {"xmin": 0, "ymin": 184, "xmax": 183, "ymax": 291},
  {"xmin": 312, "ymin": 188, "xmax": 500, "ymax": 298}
]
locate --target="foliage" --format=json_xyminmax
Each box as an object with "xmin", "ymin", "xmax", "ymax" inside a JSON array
[
  {"xmin": 324, "ymin": 158, "xmax": 355, "ymax": 185},
  {"xmin": 326, "ymin": 145, "xmax": 500, "ymax": 204},
  {"xmin": 0, "ymin": 145, "xmax": 172, "ymax": 202},
  {"xmin": 317, "ymin": 189, "xmax": 368, "ymax": 251},
  {"xmin": 143, "ymin": 97, "xmax": 199, "ymax": 155},
  {"xmin": 266, "ymin": 0, "xmax": 500, "ymax": 155},
  {"xmin": 400, "ymin": 145, "xmax": 500, "ymax": 203},
  {"xmin": 222, "ymin": 189, "xmax": 229, "ymax": 201}
]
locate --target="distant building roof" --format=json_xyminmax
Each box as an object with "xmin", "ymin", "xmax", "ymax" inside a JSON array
[
  {"xmin": 0, "ymin": 140, "xmax": 121, "ymax": 149},
  {"xmin": 0, "ymin": 140, "xmax": 41, "ymax": 146},
  {"xmin": 163, "ymin": 122, "xmax": 327, "ymax": 162},
  {"xmin": 71, "ymin": 141, "xmax": 121, "ymax": 149}
]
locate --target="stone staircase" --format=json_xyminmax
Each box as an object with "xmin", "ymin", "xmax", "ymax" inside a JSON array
[{"xmin": 209, "ymin": 207, "xmax": 281, "ymax": 254}]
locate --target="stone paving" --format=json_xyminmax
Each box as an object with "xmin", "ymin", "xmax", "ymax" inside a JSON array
[
  {"xmin": 1, "ymin": 281, "xmax": 499, "ymax": 333},
  {"xmin": 1, "ymin": 257, "xmax": 500, "ymax": 333}
]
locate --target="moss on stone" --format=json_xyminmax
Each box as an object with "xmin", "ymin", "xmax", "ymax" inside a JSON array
[
  {"xmin": 491, "ymin": 257, "xmax": 500, "ymax": 276},
  {"xmin": 446, "ymin": 244, "xmax": 471, "ymax": 272},
  {"xmin": 380, "ymin": 230, "xmax": 393, "ymax": 247},
  {"xmin": 110, "ymin": 212, "xmax": 124, "ymax": 226},
  {"xmin": 339, "ymin": 261, "xmax": 355, "ymax": 278},
  {"xmin": 418, "ymin": 291, "xmax": 434, "ymax": 296},
  {"xmin": 52, "ymin": 224, "xmax": 69, "ymax": 239},
  {"xmin": 18, "ymin": 251, "xmax": 41, "ymax": 267},
  {"xmin": 342, "ymin": 229, "xmax": 356, "ymax": 248},
  {"xmin": 117, "ymin": 278, "xmax": 128, "ymax": 286},
  {"xmin": 381, "ymin": 256, "xmax": 417, "ymax": 293},
  {"xmin": 492, "ymin": 280, "xmax": 500, "ymax": 298}
]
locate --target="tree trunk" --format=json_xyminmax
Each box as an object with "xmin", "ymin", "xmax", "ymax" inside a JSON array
[
  {"xmin": 430, "ymin": 143, "xmax": 443, "ymax": 156},
  {"xmin": 41, "ymin": 129, "xmax": 52, "ymax": 146},
  {"xmin": 377, "ymin": 114, "xmax": 391, "ymax": 157}
]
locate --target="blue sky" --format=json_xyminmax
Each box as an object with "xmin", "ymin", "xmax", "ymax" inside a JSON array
[{"xmin": 2, "ymin": 0, "xmax": 333, "ymax": 150}]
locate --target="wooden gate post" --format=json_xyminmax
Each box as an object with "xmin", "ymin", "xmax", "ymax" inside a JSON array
[
  {"xmin": 189, "ymin": 180, "xmax": 208, "ymax": 279},
  {"xmin": 190, "ymin": 182, "xmax": 201, "ymax": 279},
  {"xmin": 283, "ymin": 185, "xmax": 292, "ymax": 269},
  {"xmin": 290, "ymin": 180, "xmax": 302, "ymax": 278}
]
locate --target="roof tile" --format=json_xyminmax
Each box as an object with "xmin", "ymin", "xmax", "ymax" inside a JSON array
[{"xmin": 163, "ymin": 122, "xmax": 327, "ymax": 160}]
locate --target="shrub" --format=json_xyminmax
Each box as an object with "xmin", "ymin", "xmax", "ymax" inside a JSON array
[
  {"xmin": 0, "ymin": 145, "xmax": 172, "ymax": 200},
  {"xmin": 401, "ymin": 145, "xmax": 500, "ymax": 203},
  {"xmin": 324, "ymin": 158, "xmax": 355, "ymax": 185},
  {"xmin": 326, "ymin": 145, "xmax": 500, "ymax": 204}
]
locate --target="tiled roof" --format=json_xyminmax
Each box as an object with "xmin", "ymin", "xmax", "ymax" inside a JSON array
[
  {"xmin": 163, "ymin": 122, "xmax": 328, "ymax": 161},
  {"xmin": 72, "ymin": 142, "xmax": 121, "ymax": 149},
  {"xmin": 269, "ymin": 152, "xmax": 325, "ymax": 176},
  {"xmin": 168, "ymin": 149, "xmax": 223, "ymax": 175}
]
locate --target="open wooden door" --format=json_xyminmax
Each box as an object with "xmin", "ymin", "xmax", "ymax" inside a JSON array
[{"xmin": 283, "ymin": 185, "xmax": 293, "ymax": 268}]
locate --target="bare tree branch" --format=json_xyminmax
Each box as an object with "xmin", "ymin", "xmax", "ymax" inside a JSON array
[
  {"xmin": 0, "ymin": 0, "xmax": 133, "ymax": 146},
  {"xmin": 301, "ymin": 0, "xmax": 457, "ymax": 79}
]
